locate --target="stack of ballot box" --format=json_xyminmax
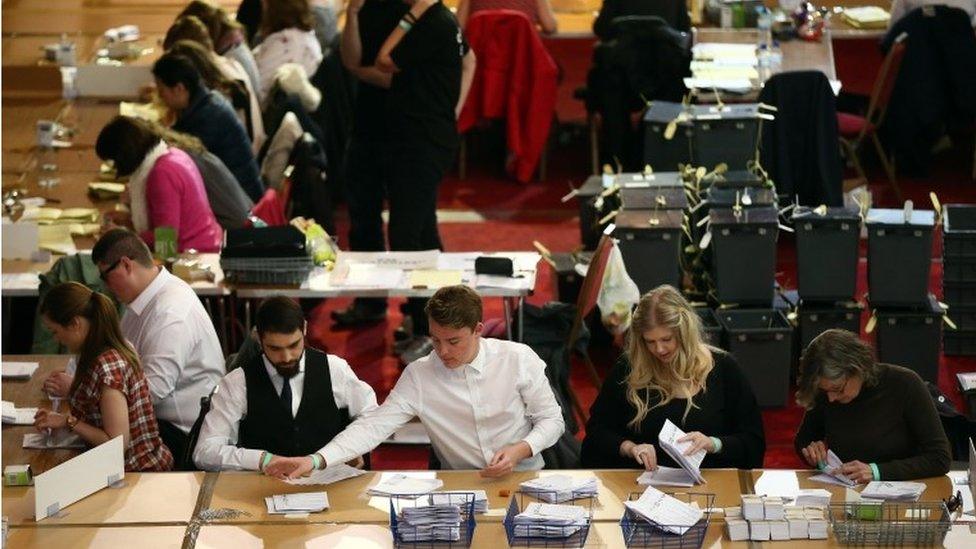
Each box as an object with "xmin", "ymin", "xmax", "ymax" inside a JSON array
[
  {"xmin": 727, "ymin": 496, "xmax": 828, "ymax": 542},
  {"xmin": 942, "ymin": 204, "xmax": 976, "ymax": 355}
]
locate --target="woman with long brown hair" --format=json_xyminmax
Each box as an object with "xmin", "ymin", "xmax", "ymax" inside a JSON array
[
  {"xmin": 581, "ymin": 285, "xmax": 765, "ymax": 470},
  {"xmin": 252, "ymin": 0, "xmax": 323, "ymax": 99},
  {"xmin": 178, "ymin": 0, "xmax": 263, "ymax": 103},
  {"xmin": 34, "ymin": 282, "xmax": 173, "ymax": 471}
]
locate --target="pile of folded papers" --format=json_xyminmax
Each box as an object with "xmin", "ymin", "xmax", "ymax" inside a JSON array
[
  {"xmin": 398, "ymin": 504, "xmax": 462, "ymax": 542},
  {"xmin": 511, "ymin": 502, "xmax": 589, "ymax": 539},
  {"xmin": 519, "ymin": 475, "xmax": 598, "ymax": 503}
]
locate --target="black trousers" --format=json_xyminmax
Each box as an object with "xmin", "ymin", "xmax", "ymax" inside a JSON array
[
  {"xmin": 387, "ymin": 138, "xmax": 456, "ymax": 335},
  {"xmin": 158, "ymin": 419, "xmax": 191, "ymax": 471},
  {"xmin": 344, "ymin": 133, "xmax": 392, "ymax": 313}
]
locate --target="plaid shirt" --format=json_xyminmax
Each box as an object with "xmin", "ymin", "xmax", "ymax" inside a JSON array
[{"xmin": 70, "ymin": 349, "xmax": 174, "ymax": 472}]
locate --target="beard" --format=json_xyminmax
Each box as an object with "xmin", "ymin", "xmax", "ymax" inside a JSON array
[{"xmin": 265, "ymin": 351, "xmax": 303, "ymax": 379}]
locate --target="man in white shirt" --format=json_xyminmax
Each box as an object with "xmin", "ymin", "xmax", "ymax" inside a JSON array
[
  {"xmin": 265, "ymin": 285, "xmax": 565, "ymax": 479},
  {"xmin": 193, "ymin": 296, "xmax": 377, "ymax": 471},
  {"xmin": 44, "ymin": 229, "xmax": 224, "ymax": 466}
]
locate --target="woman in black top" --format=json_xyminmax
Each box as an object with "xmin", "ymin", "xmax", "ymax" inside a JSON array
[{"xmin": 581, "ymin": 285, "xmax": 766, "ymax": 470}]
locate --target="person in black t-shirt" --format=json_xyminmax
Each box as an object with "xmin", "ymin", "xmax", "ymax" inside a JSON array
[
  {"xmin": 374, "ymin": 0, "xmax": 476, "ymax": 361},
  {"xmin": 330, "ymin": 0, "xmax": 410, "ymax": 329}
]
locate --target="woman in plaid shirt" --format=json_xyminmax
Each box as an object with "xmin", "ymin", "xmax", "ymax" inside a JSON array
[{"xmin": 33, "ymin": 282, "xmax": 173, "ymax": 472}]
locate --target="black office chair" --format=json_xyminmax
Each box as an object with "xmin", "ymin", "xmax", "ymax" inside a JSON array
[{"xmin": 181, "ymin": 384, "xmax": 219, "ymax": 471}]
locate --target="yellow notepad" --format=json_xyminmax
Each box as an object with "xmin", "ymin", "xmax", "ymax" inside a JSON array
[{"xmin": 408, "ymin": 270, "xmax": 462, "ymax": 289}]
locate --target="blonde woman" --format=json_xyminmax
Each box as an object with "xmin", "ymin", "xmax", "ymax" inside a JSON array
[{"xmin": 581, "ymin": 285, "xmax": 765, "ymax": 469}]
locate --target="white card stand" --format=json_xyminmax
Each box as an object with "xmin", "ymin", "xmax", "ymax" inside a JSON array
[{"xmin": 34, "ymin": 435, "xmax": 124, "ymax": 521}]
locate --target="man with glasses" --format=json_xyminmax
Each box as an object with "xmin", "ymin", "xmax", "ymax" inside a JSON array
[
  {"xmin": 193, "ymin": 296, "xmax": 377, "ymax": 471},
  {"xmin": 43, "ymin": 228, "xmax": 223, "ymax": 467}
]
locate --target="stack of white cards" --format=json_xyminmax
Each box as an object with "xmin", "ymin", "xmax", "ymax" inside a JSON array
[
  {"xmin": 284, "ymin": 463, "xmax": 365, "ymax": 486},
  {"xmin": 520, "ymin": 475, "xmax": 597, "ymax": 503},
  {"xmin": 511, "ymin": 502, "xmax": 589, "ymax": 538},
  {"xmin": 658, "ymin": 419, "xmax": 706, "ymax": 484},
  {"xmin": 1, "ymin": 400, "xmax": 37, "ymax": 425},
  {"xmin": 430, "ymin": 490, "xmax": 488, "ymax": 513},
  {"xmin": 624, "ymin": 486, "xmax": 703, "ymax": 536},
  {"xmin": 2, "ymin": 362, "xmax": 39, "ymax": 380},
  {"xmin": 727, "ymin": 496, "xmax": 829, "ymax": 541},
  {"xmin": 367, "ymin": 474, "xmax": 444, "ymax": 497},
  {"xmin": 637, "ymin": 466, "xmax": 696, "ymax": 487},
  {"xmin": 860, "ymin": 481, "xmax": 926, "ymax": 502},
  {"xmin": 809, "ymin": 450, "xmax": 856, "ymax": 487},
  {"xmin": 794, "ymin": 489, "xmax": 832, "ymax": 508},
  {"xmin": 399, "ymin": 504, "xmax": 462, "ymax": 542},
  {"xmin": 264, "ymin": 492, "xmax": 329, "ymax": 514}
]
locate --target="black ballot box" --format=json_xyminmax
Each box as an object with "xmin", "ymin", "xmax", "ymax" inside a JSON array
[
  {"xmin": 942, "ymin": 204, "xmax": 976, "ymax": 355},
  {"xmin": 578, "ymin": 172, "xmax": 686, "ymax": 250},
  {"xmin": 873, "ymin": 294, "xmax": 945, "ymax": 383},
  {"xmin": 866, "ymin": 208, "xmax": 936, "ymax": 308},
  {"xmin": 577, "ymin": 175, "xmax": 605, "ymax": 250},
  {"xmin": 792, "ymin": 206, "xmax": 861, "ymax": 303},
  {"xmin": 694, "ymin": 306, "xmax": 724, "ymax": 347},
  {"xmin": 694, "ymin": 183, "xmax": 776, "ymax": 245},
  {"xmin": 643, "ymin": 101, "xmax": 693, "ymax": 172},
  {"xmin": 702, "ymin": 169, "xmax": 765, "ymax": 190},
  {"xmin": 717, "ymin": 308, "xmax": 794, "ymax": 407},
  {"xmin": 619, "ymin": 187, "xmax": 689, "ymax": 212},
  {"xmin": 690, "ymin": 104, "xmax": 765, "ymax": 172},
  {"xmin": 709, "ymin": 207, "xmax": 779, "ymax": 306},
  {"xmin": 614, "ymin": 210, "xmax": 685, "ymax": 294}
]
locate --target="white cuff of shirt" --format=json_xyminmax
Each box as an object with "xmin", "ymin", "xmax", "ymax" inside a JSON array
[
  {"xmin": 521, "ymin": 435, "xmax": 544, "ymax": 458},
  {"xmin": 242, "ymin": 448, "xmax": 265, "ymax": 471},
  {"xmin": 321, "ymin": 445, "xmax": 346, "ymax": 469}
]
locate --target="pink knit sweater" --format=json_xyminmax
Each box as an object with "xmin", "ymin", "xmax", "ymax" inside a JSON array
[{"xmin": 140, "ymin": 148, "xmax": 223, "ymax": 253}]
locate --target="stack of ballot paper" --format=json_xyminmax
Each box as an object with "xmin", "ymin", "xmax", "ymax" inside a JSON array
[
  {"xmin": 638, "ymin": 467, "xmax": 696, "ymax": 487},
  {"xmin": 23, "ymin": 432, "xmax": 86, "ymax": 449},
  {"xmin": 860, "ymin": 481, "xmax": 926, "ymax": 501},
  {"xmin": 624, "ymin": 486, "xmax": 704, "ymax": 536},
  {"xmin": 809, "ymin": 450, "xmax": 856, "ymax": 487},
  {"xmin": 727, "ymin": 504, "xmax": 827, "ymax": 541},
  {"xmin": 519, "ymin": 475, "xmax": 598, "ymax": 503},
  {"xmin": 367, "ymin": 474, "xmax": 443, "ymax": 497},
  {"xmin": 2, "ymin": 362, "xmax": 39, "ymax": 380},
  {"xmin": 283, "ymin": 463, "xmax": 365, "ymax": 486},
  {"xmin": 265, "ymin": 492, "xmax": 329, "ymax": 514},
  {"xmin": 399, "ymin": 504, "xmax": 462, "ymax": 542},
  {"xmin": 2, "ymin": 401, "xmax": 38, "ymax": 425},
  {"xmin": 88, "ymin": 182, "xmax": 126, "ymax": 200},
  {"xmin": 511, "ymin": 502, "xmax": 589, "ymax": 538},
  {"xmin": 430, "ymin": 490, "xmax": 488, "ymax": 513},
  {"xmin": 794, "ymin": 489, "xmax": 832, "ymax": 508},
  {"xmin": 658, "ymin": 419, "xmax": 706, "ymax": 484}
]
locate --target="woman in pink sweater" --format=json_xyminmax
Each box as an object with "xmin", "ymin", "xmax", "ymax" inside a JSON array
[{"xmin": 96, "ymin": 116, "xmax": 222, "ymax": 253}]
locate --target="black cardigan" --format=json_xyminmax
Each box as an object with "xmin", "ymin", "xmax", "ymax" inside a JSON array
[{"xmin": 581, "ymin": 350, "xmax": 765, "ymax": 469}]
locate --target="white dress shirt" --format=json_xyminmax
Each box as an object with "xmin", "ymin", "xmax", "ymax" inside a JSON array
[
  {"xmin": 121, "ymin": 267, "xmax": 224, "ymax": 433},
  {"xmin": 193, "ymin": 351, "xmax": 378, "ymax": 471},
  {"xmin": 320, "ymin": 338, "xmax": 565, "ymax": 470}
]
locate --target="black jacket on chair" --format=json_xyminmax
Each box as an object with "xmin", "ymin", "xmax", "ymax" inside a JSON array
[
  {"xmin": 758, "ymin": 71, "xmax": 843, "ymax": 207},
  {"xmin": 880, "ymin": 6, "xmax": 976, "ymax": 176}
]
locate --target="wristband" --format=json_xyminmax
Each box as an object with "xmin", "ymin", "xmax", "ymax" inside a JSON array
[
  {"xmin": 398, "ymin": 19, "xmax": 413, "ymax": 32},
  {"xmin": 260, "ymin": 452, "xmax": 274, "ymax": 471},
  {"xmin": 311, "ymin": 453, "xmax": 322, "ymax": 470},
  {"xmin": 869, "ymin": 463, "xmax": 880, "ymax": 481},
  {"xmin": 404, "ymin": 12, "xmax": 418, "ymax": 24},
  {"xmin": 709, "ymin": 436, "xmax": 723, "ymax": 454}
]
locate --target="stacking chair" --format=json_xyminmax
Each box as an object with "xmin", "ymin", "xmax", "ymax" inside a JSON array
[
  {"xmin": 837, "ymin": 32, "xmax": 908, "ymax": 201},
  {"xmin": 182, "ymin": 385, "xmax": 219, "ymax": 470}
]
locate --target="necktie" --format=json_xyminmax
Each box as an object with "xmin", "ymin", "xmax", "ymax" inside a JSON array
[{"xmin": 280, "ymin": 378, "xmax": 293, "ymax": 415}]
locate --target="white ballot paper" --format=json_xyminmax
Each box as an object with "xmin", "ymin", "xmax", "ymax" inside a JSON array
[
  {"xmin": 283, "ymin": 463, "xmax": 365, "ymax": 486},
  {"xmin": 265, "ymin": 492, "xmax": 329, "ymax": 514},
  {"xmin": 24, "ymin": 432, "xmax": 86, "ymax": 449},
  {"xmin": 520, "ymin": 474, "xmax": 598, "ymax": 503},
  {"xmin": 624, "ymin": 486, "xmax": 704, "ymax": 536},
  {"xmin": 860, "ymin": 481, "xmax": 926, "ymax": 501},
  {"xmin": 809, "ymin": 450, "xmax": 856, "ymax": 487},
  {"xmin": 658, "ymin": 419, "xmax": 705, "ymax": 484},
  {"xmin": 512, "ymin": 502, "xmax": 589, "ymax": 538},
  {"xmin": 637, "ymin": 466, "xmax": 696, "ymax": 487},
  {"xmin": 399, "ymin": 504, "xmax": 462, "ymax": 542},
  {"xmin": 367, "ymin": 473, "xmax": 444, "ymax": 497},
  {"xmin": 2, "ymin": 362, "xmax": 39, "ymax": 380},
  {"xmin": 2, "ymin": 400, "xmax": 38, "ymax": 425}
]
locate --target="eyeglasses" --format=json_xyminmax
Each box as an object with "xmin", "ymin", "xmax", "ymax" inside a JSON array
[{"xmin": 99, "ymin": 258, "xmax": 123, "ymax": 281}]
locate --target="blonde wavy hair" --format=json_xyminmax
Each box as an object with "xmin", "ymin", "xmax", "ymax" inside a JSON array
[{"xmin": 624, "ymin": 285, "xmax": 715, "ymax": 430}]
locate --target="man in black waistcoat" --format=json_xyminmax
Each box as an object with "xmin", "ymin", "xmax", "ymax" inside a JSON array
[{"xmin": 193, "ymin": 296, "xmax": 378, "ymax": 471}]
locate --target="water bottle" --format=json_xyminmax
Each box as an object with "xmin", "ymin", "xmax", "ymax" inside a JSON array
[{"xmin": 757, "ymin": 7, "xmax": 773, "ymax": 51}]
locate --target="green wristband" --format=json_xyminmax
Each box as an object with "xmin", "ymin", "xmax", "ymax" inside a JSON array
[
  {"xmin": 709, "ymin": 436, "xmax": 723, "ymax": 454},
  {"xmin": 260, "ymin": 452, "xmax": 274, "ymax": 471},
  {"xmin": 311, "ymin": 453, "xmax": 322, "ymax": 470},
  {"xmin": 870, "ymin": 463, "xmax": 880, "ymax": 481}
]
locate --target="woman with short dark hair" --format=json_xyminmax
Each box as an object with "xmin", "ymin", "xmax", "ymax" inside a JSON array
[
  {"xmin": 34, "ymin": 282, "xmax": 173, "ymax": 471},
  {"xmin": 794, "ymin": 329, "xmax": 951, "ymax": 482},
  {"xmin": 96, "ymin": 115, "xmax": 222, "ymax": 252}
]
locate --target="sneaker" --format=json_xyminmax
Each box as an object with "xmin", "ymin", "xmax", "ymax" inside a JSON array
[
  {"xmin": 398, "ymin": 336, "xmax": 433, "ymax": 365},
  {"xmin": 331, "ymin": 301, "xmax": 387, "ymax": 328}
]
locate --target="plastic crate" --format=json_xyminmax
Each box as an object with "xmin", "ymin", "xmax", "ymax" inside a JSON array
[
  {"xmin": 709, "ymin": 207, "xmax": 779, "ymax": 306},
  {"xmin": 797, "ymin": 303, "xmax": 863, "ymax": 353},
  {"xmin": 873, "ymin": 295, "xmax": 944, "ymax": 383},
  {"xmin": 389, "ymin": 492, "xmax": 477, "ymax": 548},
  {"xmin": 944, "ymin": 329, "xmax": 976, "ymax": 356},
  {"xmin": 827, "ymin": 501, "xmax": 951, "ymax": 546},
  {"xmin": 694, "ymin": 307, "xmax": 723, "ymax": 347},
  {"xmin": 943, "ymin": 204, "xmax": 976, "ymax": 258},
  {"xmin": 943, "ymin": 281, "xmax": 976, "ymax": 308},
  {"xmin": 619, "ymin": 492, "xmax": 714, "ymax": 549},
  {"xmin": 220, "ymin": 256, "xmax": 316, "ymax": 285},
  {"xmin": 792, "ymin": 207, "xmax": 861, "ymax": 303},
  {"xmin": 866, "ymin": 208, "xmax": 935, "ymax": 308},
  {"xmin": 943, "ymin": 257, "xmax": 976, "ymax": 284},
  {"xmin": 615, "ymin": 210, "xmax": 684, "ymax": 294}
]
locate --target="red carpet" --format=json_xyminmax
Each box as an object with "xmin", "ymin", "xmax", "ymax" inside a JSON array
[{"xmin": 307, "ymin": 40, "xmax": 976, "ymax": 470}]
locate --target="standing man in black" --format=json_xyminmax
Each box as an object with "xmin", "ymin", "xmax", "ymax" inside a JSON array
[
  {"xmin": 330, "ymin": 0, "xmax": 409, "ymax": 329},
  {"xmin": 376, "ymin": 0, "xmax": 476, "ymax": 362}
]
